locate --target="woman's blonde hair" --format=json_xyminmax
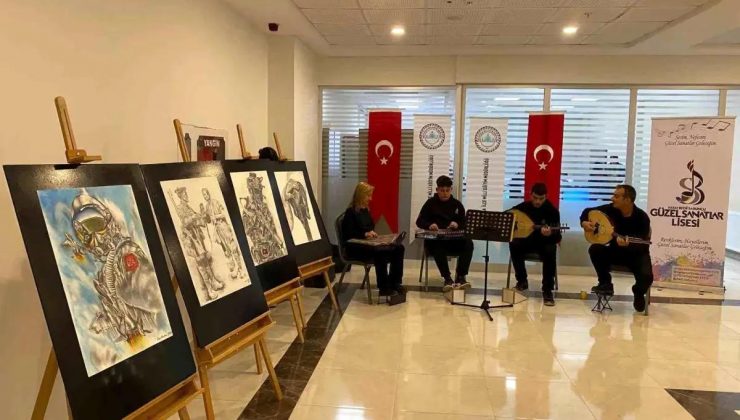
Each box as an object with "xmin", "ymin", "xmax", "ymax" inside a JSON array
[{"xmin": 350, "ymin": 182, "xmax": 374, "ymax": 208}]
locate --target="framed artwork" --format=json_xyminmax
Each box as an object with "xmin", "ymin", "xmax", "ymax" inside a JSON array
[
  {"xmin": 180, "ymin": 123, "xmax": 227, "ymax": 161},
  {"xmin": 4, "ymin": 164, "xmax": 195, "ymax": 419},
  {"xmin": 223, "ymin": 160, "xmax": 300, "ymax": 293},
  {"xmin": 271, "ymin": 162, "xmax": 331, "ymax": 266},
  {"xmin": 142, "ymin": 162, "xmax": 269, "ymax": 347},
  {"xmin": 160, "ymin": 176, "xmax": 250, "ymax": 306}
]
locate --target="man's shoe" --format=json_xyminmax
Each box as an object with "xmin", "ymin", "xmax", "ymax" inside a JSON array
[
  {"xmin": 454, "ymin": 274, "xmax": 471, "ymax": 289},
  {"xmin": 514, "ymin": 281, "xmax": 528, "ymax": 291},
  {"xmin": 543, "ymin": 291, "xmax": 555, "ymax": 306},
  {"xmin": 395, "ymin": 284, "xmax": 407, "ymax": 294},
  {"xmin": 591, "ymin": 284, "xmax": 614, "ymax": 295},
  {"xmin": 632, "ymin": 286, "xmax": 646, "ymax": 312},
  {"xmin": 442, "ymin": 276, "xmax": 454, "ymax": 292},
  {"xmin": 379, "ymin": 288, "xmax": 399, "ymax": 297}
]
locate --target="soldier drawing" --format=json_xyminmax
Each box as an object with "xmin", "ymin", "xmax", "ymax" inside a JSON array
[{"xmin": 200, "ymin": 187, "xmax": 245, "ymax": 279}]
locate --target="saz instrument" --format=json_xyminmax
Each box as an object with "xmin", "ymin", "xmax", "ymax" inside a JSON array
[
  {"xmin": 510, "ymin": 209, "xmax": 569, "ymax": 239},
  {"xmin": 583, "ymin": 210, "xmax": 652, "ymax": 245}
]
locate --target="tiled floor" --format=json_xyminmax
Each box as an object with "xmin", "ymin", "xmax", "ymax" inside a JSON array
[{"xmin": 177, "ymin": 257, "xmax": 740, "ymax": 419}]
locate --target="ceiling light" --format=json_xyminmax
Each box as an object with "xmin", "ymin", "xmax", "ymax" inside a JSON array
[
  {"xmin": 494, "ymin": 97, "xmax": 520, "ymax": 101},
  {"xmin": 563, "ymin": 26, "xmax": 578, "ymax": 35},
  {"xmin": 391, "ymin": 26, "xmax": 405, "ymax": 36},
  {"xmin": 571, "ymin": 97, "xmax": 598, "ymax": 102}
]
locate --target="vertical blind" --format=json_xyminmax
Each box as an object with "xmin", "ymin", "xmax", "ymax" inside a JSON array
[{"xmin": 632, "ymin": 89, "xmax": 720, "ymax": 206}]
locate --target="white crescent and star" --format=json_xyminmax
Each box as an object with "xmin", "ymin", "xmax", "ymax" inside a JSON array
[
  {"xmin": 375, "ymin": 139, "xmax": 394, "ymax": 165},
  {"xmin": 533, "ymin": 144, "xmax": 555, "ymax": 170}
]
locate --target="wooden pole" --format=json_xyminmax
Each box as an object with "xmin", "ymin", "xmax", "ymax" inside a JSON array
[
  {"xmin": 236, "ymin": 124, "xmax": 253, "ymax": 159},
  {"xmin": 272, "ymin": 132, "xmax": 287, "ymax": 161},
  {"xmin": 54, "ymin": 96, "xmax": 101, "ymax": 164},
  {"xmin": 173, "ymin": 119, "xmax": 192, "ymax": 162},
  {"xmin": 31, "ymin": 350, "xmax": 59, "ymax": 420}
]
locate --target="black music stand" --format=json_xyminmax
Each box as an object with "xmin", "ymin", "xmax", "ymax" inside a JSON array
[{"xmin": 452, "ymin": 210, "xmax": 514, "ymax": 321}]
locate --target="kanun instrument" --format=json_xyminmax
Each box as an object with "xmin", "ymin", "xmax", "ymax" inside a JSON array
[
  {"xmin": 509, "ymin": 209, "xmax": 569, "ymax": 239},
  {"xmin": 414, "ymin": 229, "xmax": 466, "ymax": 240},
  {"xmin": 348, "ymin": 232, "xmax": 406, "ymax": 247},
  {"xmin": 583, "ymin": 210, "xmax": 652, "ymax": 245}
]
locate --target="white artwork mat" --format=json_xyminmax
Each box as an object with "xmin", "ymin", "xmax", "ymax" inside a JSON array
[
  {"xmin": 38, "ymin": 185, "xmax": 173, "ymax": 377},
  {"xmin": 230, "ymin": 171, "xmax": 288, "ymax": 265},
  {"xmin": 274, "ymin": 171, "xmax": 321, "ymax": 246},
  {"xmin": 161, "ymin": 176, "xmax": 250, "ymax": 306}
]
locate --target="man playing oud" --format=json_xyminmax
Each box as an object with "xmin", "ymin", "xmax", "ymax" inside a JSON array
[
  {"xmin": 581, "ymin": 184, "xmax": 653, "ymax": 312},
  {"xmin": 509, "ymin": 183, "xmax": 561, "ymax": 306}
]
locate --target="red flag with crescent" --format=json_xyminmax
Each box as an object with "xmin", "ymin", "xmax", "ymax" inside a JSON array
[
  {"xmin": 367, "ymin": 111, "xmax": 402, "ymax": 231},
  {"xmin": 524, "ymin": 113, "xmax": 564, "ymax": 208}
]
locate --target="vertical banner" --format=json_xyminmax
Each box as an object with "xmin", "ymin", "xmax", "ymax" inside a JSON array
[
  {"xmin": 648, "ymin": 117, "xmax": 735, "ymax": 290},
  {"xmin": 464, "ymin": 117, "xmax": 508, "ymax": 212},
  {"xmin": 524, "ymin": 113, "xmax": 564, "ymax": 207},
  {"xmin": 410, "ymin": 114, "xmax": 453, "ymax": 238},
  {"xmin": 368, "ymin": 110, "xmax": 402, "ymax": 232}
]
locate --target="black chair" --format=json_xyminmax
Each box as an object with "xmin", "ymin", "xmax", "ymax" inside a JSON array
[
  {"xmin": 417, "ymin": 240, "xmax": 459, "ymax": 291},
  {"xmin": 334, "ymin": 213, "xmax": 375, "ymax": 304},
  {"xmin": 505, "ymin": 251, "xmax": 560, "ymax": 291}
]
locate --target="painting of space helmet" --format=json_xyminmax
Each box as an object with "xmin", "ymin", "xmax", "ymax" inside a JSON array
[
  {"xmin": 274, "ymin": 171, "xmax": 321, "ymax": 246},
  {"xmin": 37, "ymin": 185, "xmax": 173, "ymax": 377},
  {"xmin": 230, "ymin": 171, "xmax": 288, "ymax": 266},
  {"xmin": 161, "ymin": 176, "xmax": 251, "ymax": 306}
]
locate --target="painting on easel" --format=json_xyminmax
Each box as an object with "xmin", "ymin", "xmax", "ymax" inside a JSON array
[
  {"xmin": 181, "ymin": 124, "xmax": 227, "ymax": 161},
  {"xmin": 274, "ymin": 170, "xmax": 322, "ymax": 246},
  {"xmin": 161, "ymin": 176, "xmax": 251, "ymax": 306},
  {"xmin": 230, "ymin": 171, "xmax": 288, "ymax": 265},
  {"xmin": 38, "ymin": 185, "xmax": 173, "ymax": 376}
]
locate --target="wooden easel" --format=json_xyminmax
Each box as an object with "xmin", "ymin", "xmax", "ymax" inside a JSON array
[
  {"xmin": 237, "ymin": 124, "xmax": 257, "ymax": 160},
  {"xmin": 271, "ymin": 133, "xmax": 340, "ymax": 312},
  {"xmin": 172, "ymin": 119, "xmax": 284, "ymax": 417},
  {"xmin": 299, "ymin": 256, "xmax": 340, "ymax": 312},
  {"xmin": 264, "ymin": 277, "xmax": 307, "ymax": 342},
  {"xmin": 31, "ymin": 97, "xmax": 205, "ymax": 420}
]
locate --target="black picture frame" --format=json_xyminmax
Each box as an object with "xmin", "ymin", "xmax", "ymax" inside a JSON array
[
  {"xmin": 269, "ymin": 161, "xmax": 332, "ymax": 267},
  {"xmin": 141, "ymin": 161, "xmax": 269, "ymax": 347},
  {"xmin": 222, "ymin": 160, "xmax": 300, "ymax": 293},
  {"xmin": 4, "ymin": 164, "xmax": 196, "ymax": 420}
]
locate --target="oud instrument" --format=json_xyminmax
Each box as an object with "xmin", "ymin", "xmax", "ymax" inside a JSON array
[
  {"xmin": 509, "ymin": 209, "xmax": 569, "ymax": 239},
  {"xmin": 583, "ymin": 210, "xmax": 652, "ymax": 245}
]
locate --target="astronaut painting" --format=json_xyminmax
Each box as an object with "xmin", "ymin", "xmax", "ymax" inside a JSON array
[
  {"xmin": 274, "ymin": 171, "xmax": 321, "ymax": 246},
  {"xmin": 230, "ymin": 171, "xmax": 288, "ymax": 265},
  {"xmin": 38, "ymin": 185, "xmax": 173, "ymax": 377},
  {"xmin": 161, "ymin": 176, "xmax": 250, "ymax": 306}
]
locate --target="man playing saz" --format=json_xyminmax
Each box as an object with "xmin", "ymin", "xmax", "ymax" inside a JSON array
[
  {"xmin": 509, "ymin": 183, "xmax": 562, "ymax": 306},
  {"xmin": 581, "ymin": 184, "xmax": 653, "ymax": 312}
]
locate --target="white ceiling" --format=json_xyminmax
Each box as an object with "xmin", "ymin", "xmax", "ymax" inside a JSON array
[{"xmin": 224, "ymin": 0, "xmax": 740, "ymax": 56}]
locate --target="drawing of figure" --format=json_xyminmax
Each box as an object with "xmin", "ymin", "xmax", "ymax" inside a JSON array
[
  {"xmin": 239, "ymin": 173, "xmax": 286, "ymax": 264},
  {"xmin": 200, "ymin": 188, "xmax": 244, "ymax": 279},
  {"xmin": 283, "ymin": 178, "xmax": 313, "ymax": 242},
  {"xmin": 171, "ymin": 187, "xmax": 224, "ymax": 301},
  {"xmin": 62, "ymin": 193, "xmax": 158, "ymax": 344}
]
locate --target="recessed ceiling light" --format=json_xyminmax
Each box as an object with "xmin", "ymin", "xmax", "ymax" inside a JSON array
[
  {"xmin": 391, "ymin": 26, "xmax": 405, "ymax": 36},
  {"xmin": 494, "ymin": 97, "xmax": 520, "ymax": 101},
  {"xmin": 563, "ymin": 26, "xmax": 578, "ymax": 35}
]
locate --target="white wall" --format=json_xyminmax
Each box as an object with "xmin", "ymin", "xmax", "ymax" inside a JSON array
[
  {"xmin": 0, "ymin": 0, "xmax": 268, "ymax": 417},
  {"xmin": 318, "ymin": 55, "xmax": 740, "ymax": 86},
  {"xmin": 293, "ymin": 40, "xmax": 320, "ymax": 199},
  {"xmin": 268, "ymin": 37, "xmax": 296, "ymax": 159}
]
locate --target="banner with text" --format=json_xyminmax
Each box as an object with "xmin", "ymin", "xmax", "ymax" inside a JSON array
[
  {"xmin": 648, "ymin": 116, "xmax": 736, "ymax": 290},
  {"xmin": 410, "ymin": 114, "xmax": 453, "ymax": 240},
  {"xmin": 464, "ymin": 117, "xmax": 508, "ymax": 213}
]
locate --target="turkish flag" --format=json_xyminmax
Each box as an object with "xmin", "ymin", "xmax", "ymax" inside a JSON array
[
  {"xmin": 524, "ymin": 113, "xmax": 564, "ymax": 208},
  {"xmin": 368, "ymin": 111, "xmax": 402, "ymax": 231}
]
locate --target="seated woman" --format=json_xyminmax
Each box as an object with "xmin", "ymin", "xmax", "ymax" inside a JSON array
[{"xmin": 341, "ymin": 182, "xmax": 406, "ymax": 297}]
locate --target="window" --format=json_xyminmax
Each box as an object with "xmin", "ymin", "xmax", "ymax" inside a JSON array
[
  {"xmin": 633, "ymin": 89, "xmax": 720, "ymax": 206},
  {"xmin": 463, "ymin": 87, "xmax": 545, "ymax": 204}
]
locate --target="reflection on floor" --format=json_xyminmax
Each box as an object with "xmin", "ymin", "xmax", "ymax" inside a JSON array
[{"xmin": 176, "ymin": 257, "xmax": 740, "ymax": 419}]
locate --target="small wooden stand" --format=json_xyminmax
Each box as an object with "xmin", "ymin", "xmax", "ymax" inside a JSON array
[
  {"xmin": 32, "ymin": 97, "xmax": 204, "ymax": 420},
  {"xmin": 264, "ymin": 277, "xmax": 307, "ymax": 342},
  {"xmin": 236, "ymin": 124, "xmax": 257, "ymax": 160},
  {"xmin": 272, "ymin": 132, "xmax": 289, "ymax": 162},
  {"xmin": 298, "ymin": 256, "xmax": 340, "ymax": 312},
  {"xmin": 173, "ymin": 124, "xmax": 285, "ymax": 416}
]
